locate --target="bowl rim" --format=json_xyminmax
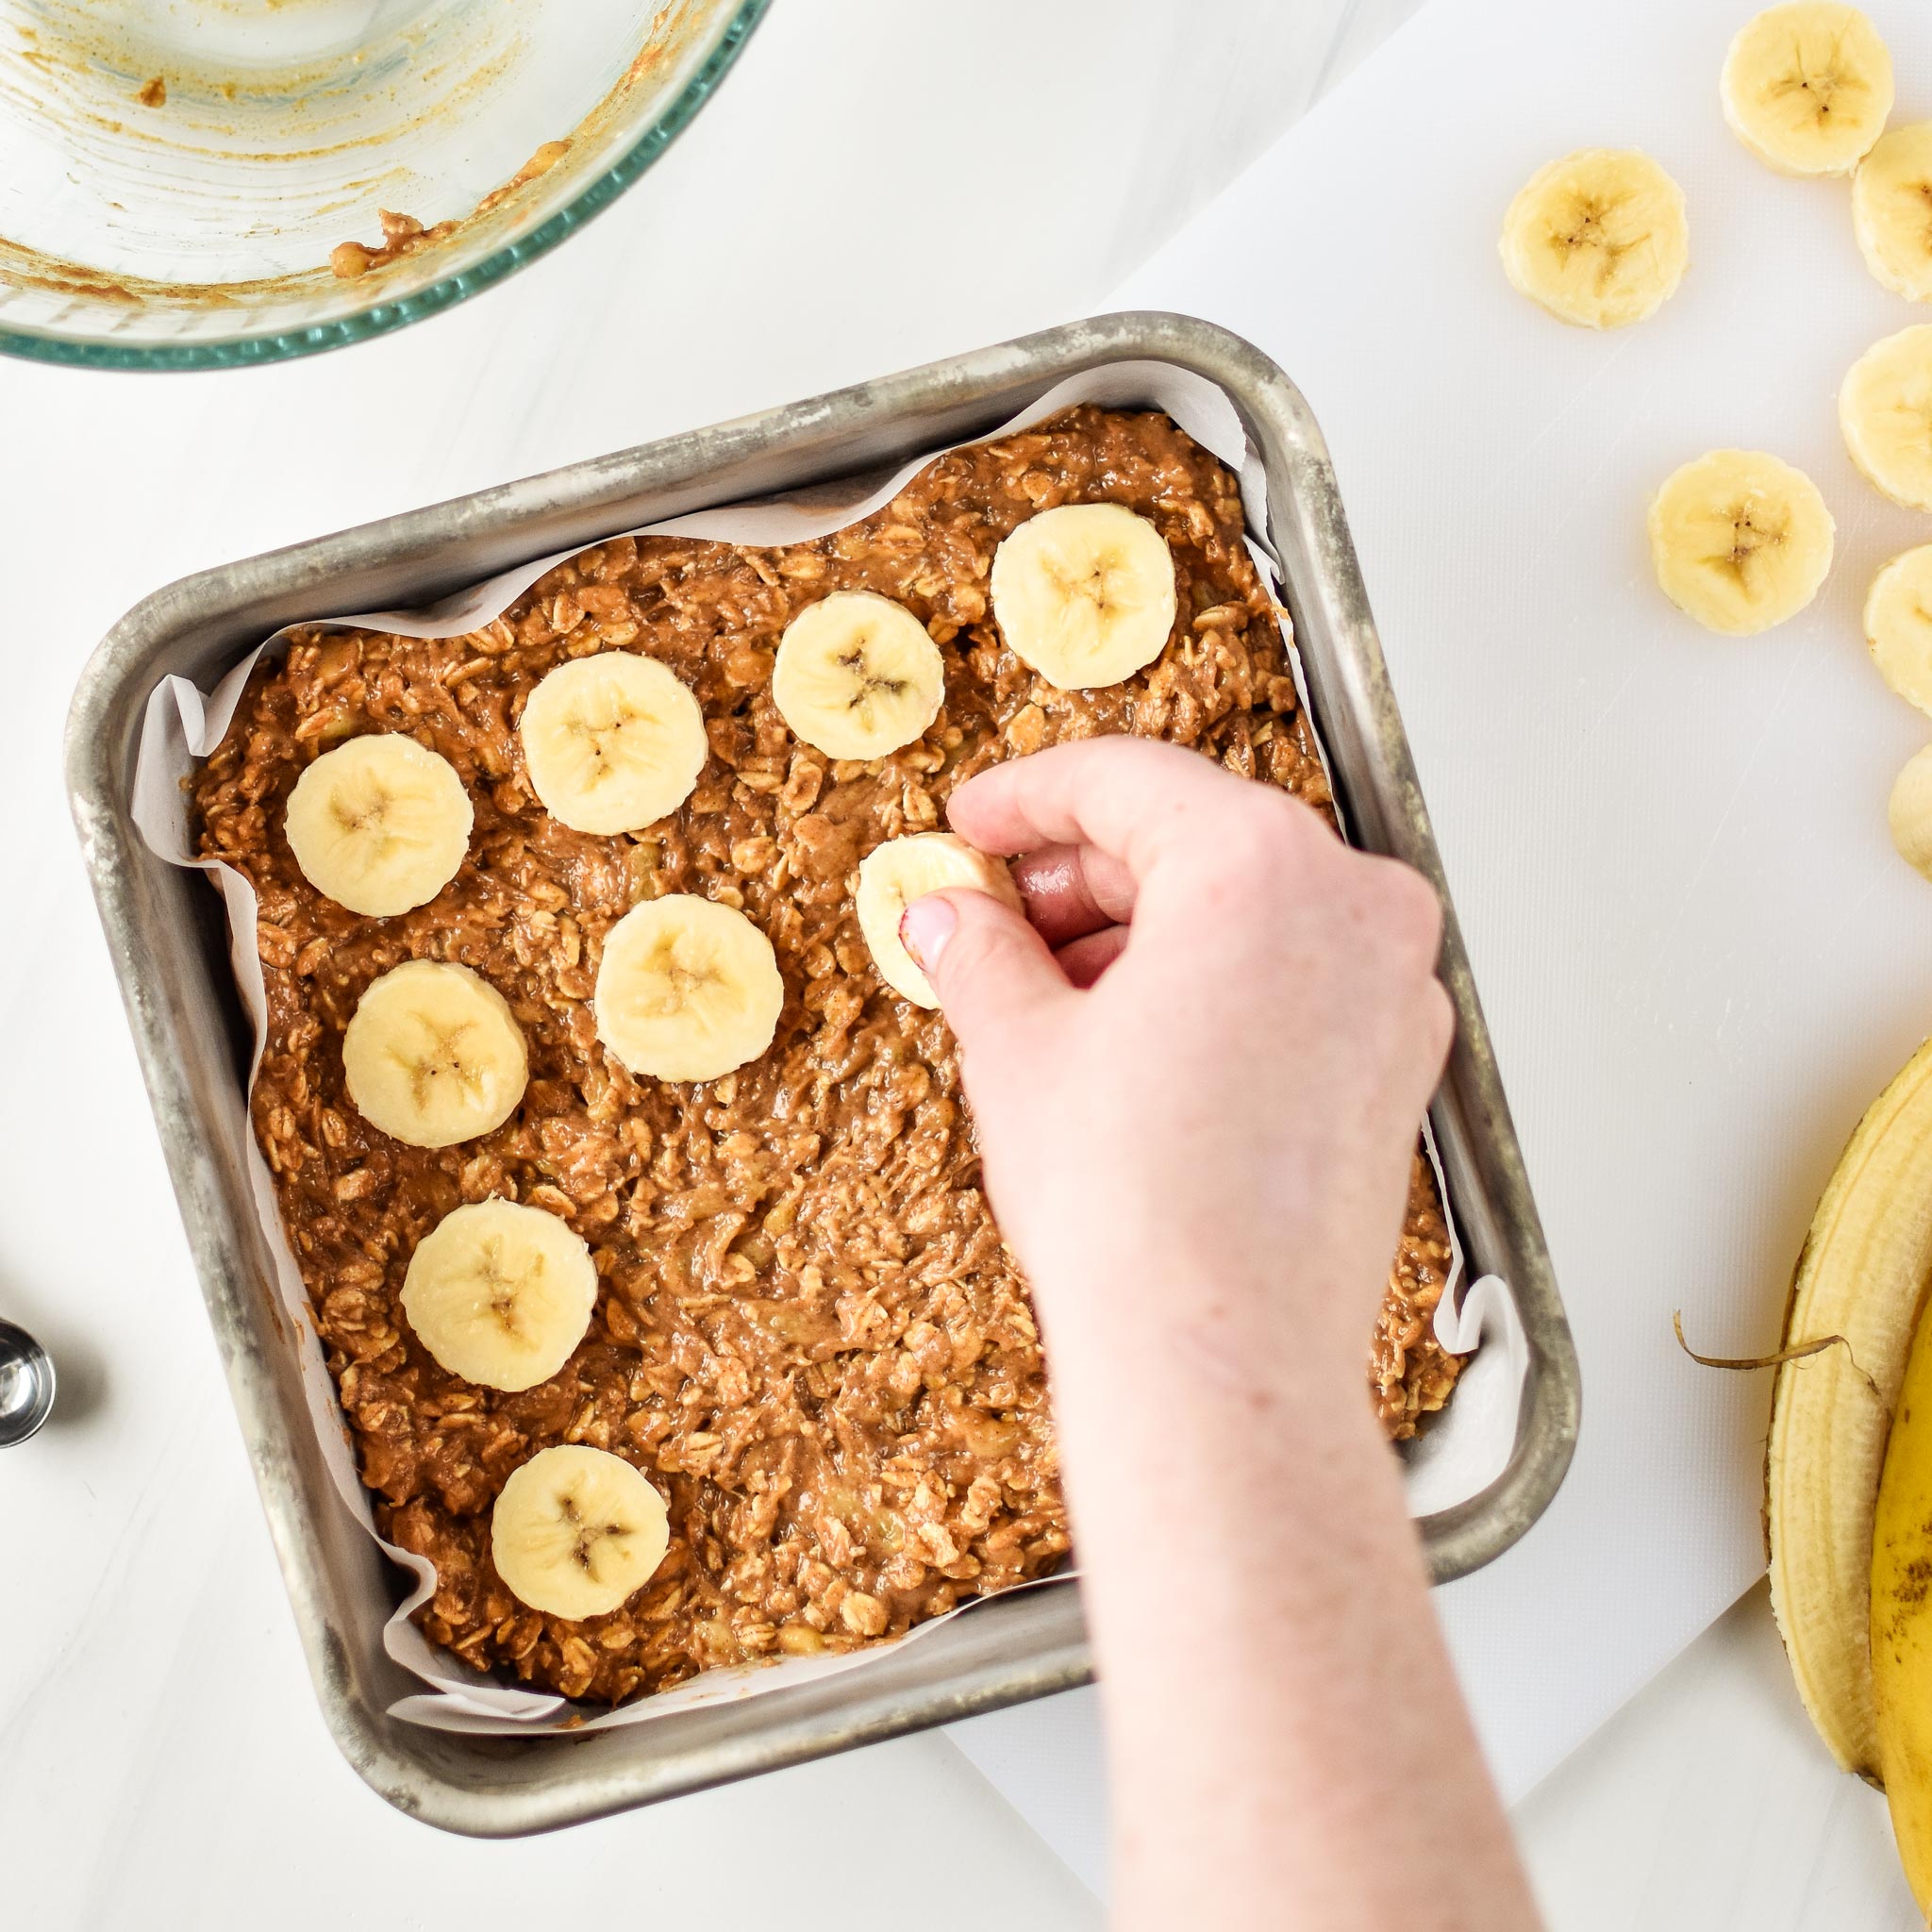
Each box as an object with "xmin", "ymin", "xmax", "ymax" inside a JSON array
[{"xmin": 0, "ymin": 0, "xmax": 773, "ymax": 376}]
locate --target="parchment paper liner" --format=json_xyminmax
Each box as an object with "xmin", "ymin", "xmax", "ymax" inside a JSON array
[{"xmin": 132, "ymin": 360, "xmax": 1530, "ymax": 1735}]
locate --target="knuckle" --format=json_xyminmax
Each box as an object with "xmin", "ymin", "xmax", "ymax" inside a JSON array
[
  {"xmin": 1420, "ymin": 977, "xmax": 1456, "ymax": 1062},
  {"xmin": 1365, "ymin": 858, "xmax": 1443, "ymax": 961},
  {"xmin": 1204, "ymin": 789, "xmax": 1321, "ymax": 882}
]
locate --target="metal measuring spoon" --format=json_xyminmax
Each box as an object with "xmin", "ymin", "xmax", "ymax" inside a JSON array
[{"xmin": 0, "ymin": 1320, "xmax": 55, "ymax": 1445}]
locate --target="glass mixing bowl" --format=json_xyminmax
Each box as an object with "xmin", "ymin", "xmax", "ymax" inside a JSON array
[{"xmin": 0, "ymin": 0, "xmax": 769, "ymax": 371}]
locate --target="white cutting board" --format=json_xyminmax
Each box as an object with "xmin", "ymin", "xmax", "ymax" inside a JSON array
[{"xmin": 951, "ymin": 0, "xmax": 1932, "ymax": 1880}]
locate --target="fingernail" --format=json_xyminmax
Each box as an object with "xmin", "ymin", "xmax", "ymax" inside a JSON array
[{"xmin": 900, "ymin": 895, "xmax": 957, "ymax": 974}]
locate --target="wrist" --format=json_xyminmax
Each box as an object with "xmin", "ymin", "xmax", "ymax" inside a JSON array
[
  {"xmin": 1029, "ymin": 1243, "xmax": 1380, "ymax": 1412},
  {"xmin": 1043, "ymin": 1271, "xmax": 1402, "ymax": 1548}
]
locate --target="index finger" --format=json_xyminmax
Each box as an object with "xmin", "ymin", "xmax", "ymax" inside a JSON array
[{"xmin": 945, "ymin": 737, "xmax": 1265, "ymax": 879}]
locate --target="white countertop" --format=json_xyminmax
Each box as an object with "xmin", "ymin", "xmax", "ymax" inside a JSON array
[
  {"xmin": 0, "ymin": 1, "xmax": 1911, "ymax": 1923},
  {"xmin": 1520, "ymin": 1584, "xmax": 1922, "ymax": 1929}
]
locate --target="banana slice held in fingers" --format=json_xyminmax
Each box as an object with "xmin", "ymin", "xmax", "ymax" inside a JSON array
[
  {"xmin": 1842, "ymin": 327, "xmax": 1932, "ymax": 511},
  {"xmin": 594, "ymin": 894, "xmax": 783, "ymax": 1082},
  {"xmin": 1499, "ymin": 148, "xmax": 1688, "ymax": 329},
  {"xmin": 342, "ymin": 959, "xmax": 529, "ymax": 1148},
  {"xmin": 1723, "ymin": 5, "xmax": 1892, "ymax": 177},
  {"xmin": 773, "ymin": 591, "xmax": 945, "ymax": 759},
  {"xmin": 520, "ymin": 651, "xmax": 707, "ymax": 836},
  {"xmin": 403, "ymin": 1198, "xmax": 597, "ymax": 1391},
  {"xmin": 1865, "ymin": 547, "xmax": 1932, "ymax": 715},
  {"xmin": 284, "ymin": 734, "xmax": 473, "ymax": 917},
  {"xmin": 1856, "ymin": 127, "xmax": 1932, "ymax": 302},
  {"xmin": 857, "ymin": 833, "xmax": 1024, "ymax": 1008},
  {"xmin": 491, "ymin": 1444, "xmax": 670, "ymax": 1620},
  {"xmin": 1646, "ymin": 450, "xmax": 1834, "ymax": 635},
  {"xmin": 991, "ymin": 503, "xmax": 1177, "ymax": 691}
]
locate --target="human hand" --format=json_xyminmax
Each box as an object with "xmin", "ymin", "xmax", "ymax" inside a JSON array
[
  {"xmin": 900, "ymin": 736, "xmax": 1453, "ymax": 1386},
  {"xmin": 905, "ymin": 739, "xmax": 1541, "ymax": 1931}
]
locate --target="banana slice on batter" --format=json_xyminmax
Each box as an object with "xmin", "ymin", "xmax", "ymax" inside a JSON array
[
  {"xmin": 284, "ymin": 733, "xmax": 473, "ymax": 917},
  {"xmin": 402, "ymin": 1198, "xmax": 597, "ymax": 1391},
  {"xmin": 341, "ymin": 959, "xmax": 529, "ymax": 1148},
  {"xmin": 491, "ymin": 1444, "xmax": 670, "ymax": 1620},
  {"xmin": 1498, "ymin": 148, "xmax": 1689, "ymax": 329},
  {"xmin": 856, "ymin": 832, "xmax": 1024, "ymax": 1008},
  {"xmin": 990, "ymin": 503, "xmax": 1177, "ymax": 691},
  {"xmin": 593, "ymin": 893, "xmax": 783, "ymax": 1083},
  {"xmin": 1842, "ymin": 327, "xmax": 1932, "ymax": 510},
  {"xmin": 519, "ymin": 652, "xmax": 708, "ymax": 836},
  {"xmin": 1646, "ymin": 449, "xmax": 1835, "ymax": 635},
  {"xmin": 772, "ymin": 591, "xmax": 945, "ymax": 760},
  {"xmin": 1724, "ymin": 5, "xmax": 1892, "ymax": 177}
]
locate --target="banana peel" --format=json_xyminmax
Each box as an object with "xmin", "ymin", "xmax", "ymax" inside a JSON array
[
  {"xmin": 1767, "ymin": 1036, "xmax": 1932, "ymax": 1782},
  {"xmin": 1874, "ymin": 1288, "xmax": 1932, "ymax": 1911}
]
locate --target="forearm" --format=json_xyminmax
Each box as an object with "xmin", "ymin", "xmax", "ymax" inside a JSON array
[{"xmin": 1044, "ymin": 1277, "xmax": 1542, "ymax": 1932}]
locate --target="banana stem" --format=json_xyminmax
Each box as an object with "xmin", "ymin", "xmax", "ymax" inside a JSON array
[{"xmin": 1673, "ymin": 1310, "xmax": 1883, "ymax": 1405}]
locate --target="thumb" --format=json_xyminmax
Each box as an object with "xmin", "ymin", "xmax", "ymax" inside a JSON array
[{"xmin": 900, "ymin": 888, "xmax": 1069, "ymax": 1047}]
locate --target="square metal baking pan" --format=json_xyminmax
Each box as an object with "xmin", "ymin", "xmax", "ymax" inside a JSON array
[{"xmin": 66, "ymin": 311, "xmax": 1580, "ymax": 1837}]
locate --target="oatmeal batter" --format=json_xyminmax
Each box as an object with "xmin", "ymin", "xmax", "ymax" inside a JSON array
[{"xmin": 193, "ymin": 406, "xmax": 1461, "ymax": 1705}]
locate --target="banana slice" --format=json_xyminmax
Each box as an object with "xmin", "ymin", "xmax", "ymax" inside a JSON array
[
  {"xmin": 1890, "ymin": 748, "xmax": 1932, "ymax": 882},
  {"xmin": 1498, "ymin": 148, "xmax": 1689, "ymax": 329},
  {"xmin": 491, "ymin": 1444, "xmax": 670, "ymax": 1621},
  {"xmin": 519, "ymin": 652, "xmax": 707, "ymax": 837},
  {"xmin": 1855, "ymin": 126, "xmax": 1932, "ymax": 302},
  {"xmin": 402, "ymin": 1198, "xmax": 597, "ymax": 1391},
  {"xmin": 1842, "ymin": 327, "xmax": 1932, "ymax": 510},
  {"xmin": 594, "ymin": 893, "xmax": 783, "ymax": 1082},
  {"xmin": 283, "ymin": 734, "xmax": 472, "ymax": 917},
  {"xmin": 772, "ymin": 591, "xmax": 945, "ymax": 760},
  {"xmin": 341, "ymin": 959, "xmax": 529, "ymax": 1148},
  {"xmin": 990, "ymin": 503, "xmax": 1177, "ymax": 691},
  {"xmin": 1865, "ymin": 547, "xmax": 1932, "ymax": 715},
  {"xmin": 1646, "ymin": 449, "xmax": 1835, "ymax": 635},
  {"xmin": 1723, "ymin": 5, "xmax": 1893, "ymax": 177},
  {"xmin": 856, "ymin": 832, "xmax": 1024, "ymax": 1008}
]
